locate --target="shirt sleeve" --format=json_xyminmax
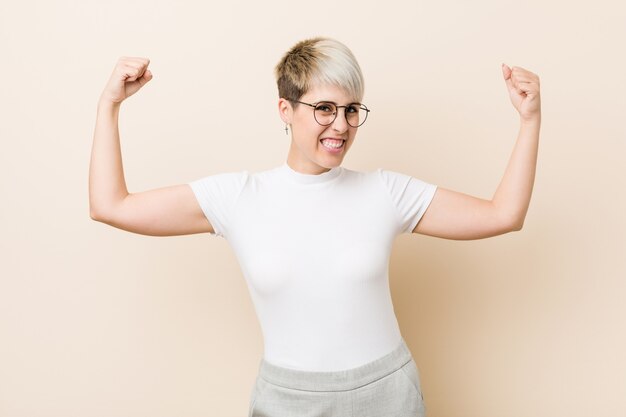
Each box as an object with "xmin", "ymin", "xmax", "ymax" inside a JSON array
[
  {"xmin": 188, "ymin": 170, "xmax": 249, "ymax": 238},
  {"xmin": 377, "ymin": 168, "xmax": 438, "ymax": 234}
]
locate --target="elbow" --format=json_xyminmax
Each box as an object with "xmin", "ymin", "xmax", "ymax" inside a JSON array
[
  {"xmin": 89, "ymin": 194, "xmax": 128, "ymax": 222},
  {"xmin": 497, "ymin": 211, "xmax": 524, "ymax": 233},
  {"xmin": 89, "ymin": 204, "xmax": 110, "ymax": 222},
  {"xmin": 511, "ymin": 221, "xmax": 524, "ymax": 232},
  {"xmin": 89, "ymin": 196, "xmax": 102, "ymax": 221},
  {"xmin": 90, "ymin": 207, "xmax": 102, "ymax": 221},
  {"xmin": 493, "ymin": 203, "xmax": 525, "ymax": 233},
  {"xmin": 492, "ymin": 201, "xmax": 526, "ymax": 234},
  {"xmin": 89, "ymin": 198, "xmax": 101, "ymax": 220},
  {"xmin": 89, "ymin": 198, "xmax": 119, "ymax": 223},
  {"xmin": 508, "ymin": 216, "xmax": 524, "ymax": 232}
]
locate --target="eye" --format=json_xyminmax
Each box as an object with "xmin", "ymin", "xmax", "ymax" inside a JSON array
[
  {"xmin": 315, "ymin": 103, "xmax": 335, "ymax": 113},
  {"xmin": 346, "ymin": 105, "xmax": 360, "ymax": 113}
]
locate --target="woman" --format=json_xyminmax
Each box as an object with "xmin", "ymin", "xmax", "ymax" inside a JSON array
[{"xmin": 89, "ymin": 37, "xmax": 541, "ymax": 417}]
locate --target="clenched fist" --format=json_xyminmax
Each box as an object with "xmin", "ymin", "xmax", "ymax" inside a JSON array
[
  {"xmin": 99, "ymin": 57, "xmax": 153, "ymax": 104},
  {"xmin": 501, "ymin": 64, "xmax": 541, "ymax": 124}
]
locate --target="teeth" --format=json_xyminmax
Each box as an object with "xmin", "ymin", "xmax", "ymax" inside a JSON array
[{"xmin": 321, "ymin": 139, "xmax": 344, "ymax": 149}]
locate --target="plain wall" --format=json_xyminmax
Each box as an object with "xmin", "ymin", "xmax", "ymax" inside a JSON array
[{"xmin": 1, "ymin": 0, "xmax": 624, "ymax": 416}]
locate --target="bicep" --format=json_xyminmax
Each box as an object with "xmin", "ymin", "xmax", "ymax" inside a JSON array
[
  {"xmin": 93, "ymin": 184, "xmax": 214, "ymax": 236},
  {"xmin": 412, "ymin": 187, "xmax": 517, "ymax": 240}
]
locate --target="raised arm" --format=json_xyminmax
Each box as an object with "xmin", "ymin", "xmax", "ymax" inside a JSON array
[
  {"xmin": 89, "ymin": 57, "xmax": 213, "ymax": 236},
  {"xmin": 414, "ymin": 64, "xmax": 541, "ymax": 240}
]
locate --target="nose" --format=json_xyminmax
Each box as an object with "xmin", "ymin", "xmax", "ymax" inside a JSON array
[{"xmin": 331, "ymin": 107, "xmax": 349, "ymax": 132}]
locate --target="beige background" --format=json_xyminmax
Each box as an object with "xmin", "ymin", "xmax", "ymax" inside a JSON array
[{"xmin": 1, "ymin": 0, "xmax": 625, "ymax": 416}]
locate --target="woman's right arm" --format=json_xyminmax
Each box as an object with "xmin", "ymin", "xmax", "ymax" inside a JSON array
[{"xmin": 88, "ymin": 57, "xmax": 214, "ymax": 236}]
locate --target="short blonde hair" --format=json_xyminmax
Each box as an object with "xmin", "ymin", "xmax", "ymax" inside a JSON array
[{"xmin": 275, "ymin": 37, "xmax": 365, "ymax": 104}]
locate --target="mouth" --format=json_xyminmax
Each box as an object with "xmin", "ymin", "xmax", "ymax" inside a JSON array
[{"xmin": 320, "ymin": 137, "xmax": 346, "ymax": 151}]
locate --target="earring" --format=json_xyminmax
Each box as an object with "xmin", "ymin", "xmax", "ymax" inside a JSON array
[{"xmin": 284, "ymin": 124, "xmax": 289, "ymax": 135}]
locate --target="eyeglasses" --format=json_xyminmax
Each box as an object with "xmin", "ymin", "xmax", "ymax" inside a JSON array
[{"xmin": 287, "ymin": 99, "xmax": 370, "ymax": 128}]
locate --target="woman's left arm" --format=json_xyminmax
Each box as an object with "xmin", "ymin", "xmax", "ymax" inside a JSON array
[{"xmin": 413, "ymin": 64, "xmax": 541, "ymax": 240}]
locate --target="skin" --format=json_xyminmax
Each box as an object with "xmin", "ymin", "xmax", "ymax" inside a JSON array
[
  {"xmin": 89, "ymin": 57, "xmax": 540, "ymax": 241},
  {"xmin": 278, "ymin": 83, "xmax": 358, "ymax": 175},
  {"xmin": 414, "ymin": 64, "xmax": 541, "ymax": 240},
  {"xmin": 278, "ymin": 64, "xmax": 542, "ymax": 241}
]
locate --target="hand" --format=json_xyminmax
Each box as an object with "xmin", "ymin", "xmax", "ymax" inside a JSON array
[
  {"xmin": 502, "ymin": 64, "xmax": 541, "ymax": 123},
  {"xmin": 99, "ymin": 57, "xmax": 153, "ymax": 105}
]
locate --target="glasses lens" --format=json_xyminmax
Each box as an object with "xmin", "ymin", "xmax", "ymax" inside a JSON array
[
  {"xmin": 313, "ymin": 102, "xmax": 369, "ymax": 127},
  {"xmin": 346, "ymin": 104, "xmax": 365, "ymax": 127},
  {"xmin": 314, "ymin": 102, "xmax": 336, "ymax": 126}
]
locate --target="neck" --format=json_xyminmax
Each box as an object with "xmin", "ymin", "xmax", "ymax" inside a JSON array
[{"xmin": 286, "ymin": 150, "xmax": 334, "ymax": 175}]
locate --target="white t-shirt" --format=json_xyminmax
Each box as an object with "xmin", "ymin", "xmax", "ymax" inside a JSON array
[{"xmin": 189, "ymin": 162, "xmax": 437, "ymax": 371}]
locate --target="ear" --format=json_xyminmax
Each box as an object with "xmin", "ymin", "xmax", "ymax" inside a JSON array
[{"xmin": 278, "ymin": 98, "xmax": 293, "ymax": 124}]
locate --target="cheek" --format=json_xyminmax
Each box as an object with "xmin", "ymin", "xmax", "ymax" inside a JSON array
[
  {"xmin": 303, "ymin": 126, "xmax": 326, "ymax": 142},
  {"xmin": 294, "ymin": 127, "xmax": 323, "ymax": 150},
  {"xmin": 294, "ymin": 115, "xmax": 323, "ymax": 137}
]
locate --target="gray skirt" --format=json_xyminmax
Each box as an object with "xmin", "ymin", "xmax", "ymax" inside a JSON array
[{"xmin": 248, "ymin": 337, "xmax": 426, "ymax": 417}]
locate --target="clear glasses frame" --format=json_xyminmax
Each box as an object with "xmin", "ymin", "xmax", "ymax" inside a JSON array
[{"xmin": 287, "ymin": 99, "xmax": 370, "ymax": 128}]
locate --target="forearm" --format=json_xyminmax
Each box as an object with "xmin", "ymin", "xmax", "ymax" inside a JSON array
[
  {"xmin": 491, "ymin": 117, "xmax": 541, "ymax": 229},
  {"xmin": 88, "ymin": 99, "xmax": 129, "ymax": 219}
]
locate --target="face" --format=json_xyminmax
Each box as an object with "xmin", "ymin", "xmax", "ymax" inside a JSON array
[{"xmin": 279, "ymin": 83, "xmax": 360, "ymax": 175}]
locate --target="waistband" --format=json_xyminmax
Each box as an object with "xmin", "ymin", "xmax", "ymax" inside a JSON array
[{"xmin": 257, "ymin": 337, "xmax": 413, "ymax": 392}]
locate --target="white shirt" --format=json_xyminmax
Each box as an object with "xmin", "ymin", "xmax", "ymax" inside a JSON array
[{"xmin": 189, "ymin": 162, "xmax": 437, "ymax": 371}]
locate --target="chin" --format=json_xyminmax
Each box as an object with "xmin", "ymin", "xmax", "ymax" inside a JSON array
[{"xmin": 325, "ymin": 160, "xmax": 343, "ymax": 169}]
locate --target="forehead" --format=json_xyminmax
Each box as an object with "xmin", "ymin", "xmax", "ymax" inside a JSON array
[{"xmin": 302, "ymin": 83, "xmax": 358, "ymax": 103}]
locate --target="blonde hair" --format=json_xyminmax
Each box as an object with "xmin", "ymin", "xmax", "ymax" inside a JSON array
[{"xmin": 275, "ymin": 37, "xmax": 365, "ymax": 104}]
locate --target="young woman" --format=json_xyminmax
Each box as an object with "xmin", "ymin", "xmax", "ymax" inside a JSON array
[{"xmin": 89, "ymin": 37, "xmax": 541, "ymax": 417}]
